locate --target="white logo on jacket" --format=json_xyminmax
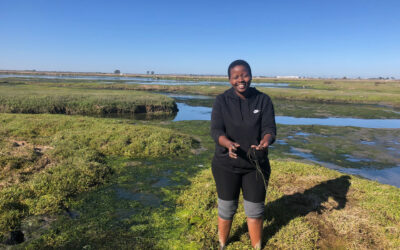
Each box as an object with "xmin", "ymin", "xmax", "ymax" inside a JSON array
[{"xmin": 253, "ymin": 109, "xmax": 260, "ymax": 114}]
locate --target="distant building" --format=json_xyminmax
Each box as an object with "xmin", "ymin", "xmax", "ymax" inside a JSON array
[{"xmin": 276, "ymin": 76, "xmax": 299, "ymax": 79}]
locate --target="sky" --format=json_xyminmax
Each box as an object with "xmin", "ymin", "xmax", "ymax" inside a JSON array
[{"xmin": 1, "ymin": 0, "xmax": 400, "ymax": 78}]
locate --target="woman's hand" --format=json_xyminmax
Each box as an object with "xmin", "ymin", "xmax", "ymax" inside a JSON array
[
  {"xmin": 218, "ymin": 136, "xmax": 240, "ymax": 159},
  {"xmin": 227, "ymin": 141, "xmax": 240, "ymax": 159},
  {"xmin": 251, "ymin": 134, "xmax": 272, "ymax": 150}
]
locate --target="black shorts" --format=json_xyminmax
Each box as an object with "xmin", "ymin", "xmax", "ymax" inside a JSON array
[{"xmin": 212, "ymin": 165, "xmax": 271, "ymax": 203}]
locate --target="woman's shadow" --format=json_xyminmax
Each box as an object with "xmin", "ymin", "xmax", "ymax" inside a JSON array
[{"xmin": 230, "ymin": 175, "xmax": 351, "ymax": 246}]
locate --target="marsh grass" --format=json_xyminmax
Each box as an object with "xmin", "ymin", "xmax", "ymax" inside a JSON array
[
  {"xmin": 261, "ymin": 87, "xmax": 400, "ymax": 107},
  {"xmin": 0, "ymin": 114, "xmax": 196, "ymax": 243},
  {"xmin": 176, "ymin": 160, "xmax": 400, "ymax": 249},
  {"xmin": 0, "ymin": 120, "xmax": 212, "ymax": 249},
  {"xmin": 2, "ymin": 120, "xmax": 397, "ymax": 249},
  {"xmin": 0, "ymin": 84, "xmax": 177, "ymax": 115},
  {"xmin": 4, "ymin": 77, "xmax": 399, "ymax": 107},
  {"xmin": 273, "ymin": 99, "xmax": 400, "ymax": 119}
]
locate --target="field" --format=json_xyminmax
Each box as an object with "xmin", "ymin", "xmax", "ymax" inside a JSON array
[{"xmin": 0, "ymin": 76, "xmax": 399, "ymax": 249}]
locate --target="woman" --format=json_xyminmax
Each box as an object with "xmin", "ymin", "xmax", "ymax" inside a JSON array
[{"xmin": 211, "ymin": 60, "xmax": 276, "ymax": 249}]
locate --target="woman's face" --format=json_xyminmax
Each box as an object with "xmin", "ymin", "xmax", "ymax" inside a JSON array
[{"xmin": 229, "ymin": 65, "xmax": 252, "ymax": 94}]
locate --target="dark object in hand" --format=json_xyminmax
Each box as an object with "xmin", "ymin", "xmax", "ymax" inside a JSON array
[{"xmin": 247, "ymin": 147, "xmax": 268, "ymax": 165}]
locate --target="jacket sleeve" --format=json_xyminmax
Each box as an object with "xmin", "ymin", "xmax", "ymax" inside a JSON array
[
  {"xmin": 261, "ymin": 97, "xmax": 277, "ymax": 144},
  {"xmin": 211, "ymin": 95, "xmax": 226, "ymax": 144}
]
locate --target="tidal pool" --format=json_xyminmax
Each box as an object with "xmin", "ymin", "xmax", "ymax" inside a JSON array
[{"xmin": 288, "ymin": 146, "xmax": 400, "ymax": 187}]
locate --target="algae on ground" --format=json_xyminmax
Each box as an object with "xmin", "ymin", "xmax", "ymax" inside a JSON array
[
  {"xmin": 271, "ymin": 125, "xmax": 400, "ymax": 171},
  {"xmin": 0, "ymin": 114, "xmax": 196, "ymax": 245}
]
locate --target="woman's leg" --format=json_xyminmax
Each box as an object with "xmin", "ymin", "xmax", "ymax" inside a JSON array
[
  {"xmin": 242, "ymin": 166, "xmax": 270, "ymax": 249},
  {"xmin": 218, "ymin": 216, "xmax": 232, "ymax": 248},
  {"xmin": 212, "ymin": 166, "xmax": 242, "ymax": 247},
  {"xmin": 247, "ymin": 217, "xmax": 263, "ymax": 249}
]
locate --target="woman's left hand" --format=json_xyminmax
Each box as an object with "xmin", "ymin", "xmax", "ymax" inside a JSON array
[{"xmin": 251, "ymin": 134, "xmax": 272, "ymax": 150}]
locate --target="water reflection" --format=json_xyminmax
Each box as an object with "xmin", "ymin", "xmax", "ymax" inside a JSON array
[{"xmin": 173, "ymin": 103, "xmax": 211, "ymax": 121}]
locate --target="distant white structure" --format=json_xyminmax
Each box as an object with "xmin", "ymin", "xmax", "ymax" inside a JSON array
[{"xmin": 276, "ymin": 76, "xmax": 300, "ymax": 79}]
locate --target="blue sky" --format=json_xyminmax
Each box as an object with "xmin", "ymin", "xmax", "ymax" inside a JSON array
[{"xmin": 1, "ymin": 0, "xmax": 399, "ymax": 78}]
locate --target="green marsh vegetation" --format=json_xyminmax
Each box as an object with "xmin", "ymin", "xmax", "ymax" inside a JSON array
[
  {"xmin": 3, "ymin": 76, "xmax": 399, "ymax": 107},
  {"xmin": 6, "ymin": 77, "xmax": 400, "ymax": 119},
  {"xmin": 273, "ymin": 99, "xmax": 400, "ymax": 119},
  {"xmin": 178, "ymin": 159, "xmax": 400, "ymax": 249},
  {"xmin": 0, "ymin": 114, "xmax": 196, "ymax": 246},
  {"xmin": 1, "ymin": 117, "xmax": 398, "ymax": 249},
  {"xmin": 0, "ymin": 83, "xmax": 177, "ymax": 116},
  {"xmin": 132, "ymin": 80, "xmax": 400, "ymax": 108}
]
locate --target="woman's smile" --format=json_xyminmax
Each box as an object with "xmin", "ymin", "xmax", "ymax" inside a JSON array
[{"xmin": 236, "ymin": 82, "xmax": 248, "ymax": 91}]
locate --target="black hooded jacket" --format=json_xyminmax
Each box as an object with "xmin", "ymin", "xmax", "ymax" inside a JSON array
[{"xmin": 211, "ymin": 87, "xmax": 276, "ymax": 173}]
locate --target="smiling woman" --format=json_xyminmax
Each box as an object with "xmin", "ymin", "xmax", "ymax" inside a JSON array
[
  {"xmin": 228, "ymin": 60, "xmax": 253, "ymax": 97},
  {"xmin": 211, "ymin": 60, "xmax": 276, "ymax": 249}
]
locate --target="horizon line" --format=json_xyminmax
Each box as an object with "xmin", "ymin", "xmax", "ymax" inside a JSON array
[{"xmin": 0, "ymin": 69, "xmax": 398, "ymax": 80}]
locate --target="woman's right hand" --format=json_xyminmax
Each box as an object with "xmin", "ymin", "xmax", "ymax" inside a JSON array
[
  {"xmin": 218, "ymin": 136, "xmax": 240, "ymax": 159},
  {"xmin": 227, "ymin": 141, "xmax": 240, "ymax": 159}
]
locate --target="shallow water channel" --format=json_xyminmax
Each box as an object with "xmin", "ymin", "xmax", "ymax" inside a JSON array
[
  {"xmin": 168, "ymin": 93, "xmax": 400, "ymax": 188},
  {"xmin": 174, "ymin": 102, "xmax": 400, "ymax": 128}
]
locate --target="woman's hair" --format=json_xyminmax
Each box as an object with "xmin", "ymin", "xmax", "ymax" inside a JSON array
[{"xmin": 228, "ymin": 59, "xmax": 252, "ymax": 79}]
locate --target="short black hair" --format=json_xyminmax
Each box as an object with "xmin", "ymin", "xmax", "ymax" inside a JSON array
[{"xmin": 228, "ymin": 59, "xmax": 252, "ymax": 79}]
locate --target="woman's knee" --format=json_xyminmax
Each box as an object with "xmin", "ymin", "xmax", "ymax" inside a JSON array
[
  {"xmin": 243, "ymin": 199, "xmax": 265, "ymax": 218},
  {"xmin": 218, "ymin": 198, "xmax": 239, "ymax": 220}
]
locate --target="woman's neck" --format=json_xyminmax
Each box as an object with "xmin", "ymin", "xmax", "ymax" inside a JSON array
[{"xmin": 234, "ymin": 89, "xmax": 250, "ymax": 99}]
